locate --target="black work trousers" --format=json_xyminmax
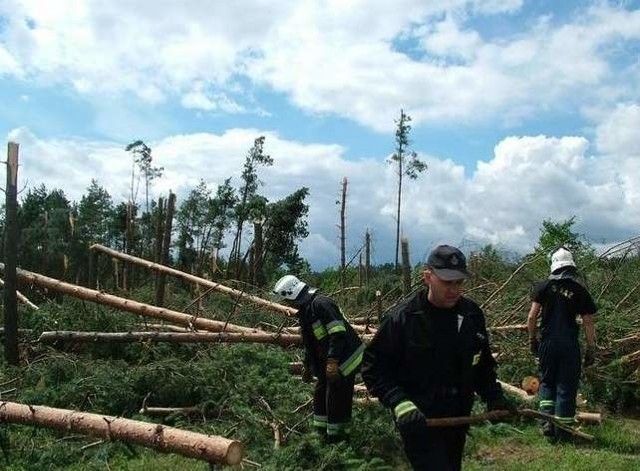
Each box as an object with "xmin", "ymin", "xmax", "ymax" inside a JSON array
[
  {"xmin": 312, "ymin": 373, "xmax": 356, "ymax": 440},
  {"xmin": 538, "ymin": 339, "xmax": 581, "ymax": 440},
  {"xmin": 400, "ymin": 425, "xmax": 467, "ymax": 470}
]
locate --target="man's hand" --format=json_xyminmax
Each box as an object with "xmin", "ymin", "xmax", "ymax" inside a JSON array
[
  {"xmin": 301, "ymin": 367, "xmax": 314, "ymax": 383},
  {"xmin": 394, "ymin": 400, "xmax": 427, "ymax": 435},
  {"xmin": 583, "ymin": 345, "xmax": 596, "ymax": 367},
  {"xmin": 326, "ymin": 358, "xmax": 340, "ymax": 382},
  {"xmin": 529, "ymin": 337, "xmax": 539, "ymax": 357}
]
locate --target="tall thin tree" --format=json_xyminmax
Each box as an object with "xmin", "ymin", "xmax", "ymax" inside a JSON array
[
  {"xmin": 389, "ymin": 109, "xmax": 427, "ymax": 271},
  {"xmin": 227, "ymin": 136, "xmax": 272, "ymax": 278},
  {"xmin": 4, "ymin": 142, "xmax": 19, "ymax": 364},
  {"xmin": 339, "ymin": 177, "xmax": 348, "ymax": 288}
]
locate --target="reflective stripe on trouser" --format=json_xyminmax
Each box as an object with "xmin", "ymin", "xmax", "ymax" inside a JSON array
[
  {"xmin": 555, "ymin": 416, "xmax": 577, "ymax": 426},
  {"xmin": 327, "ymin": 422, "xmax": 348, "ymax": 436},
  {"xmin": 313, "ymin": 372, "xmax": 355, "ymax": 437},
  {"xmin": 539, "ymin": 399, "xmax": 555, "ymax": 414},
  {"xmin": 313, "ymin": 415, "xmax": 327, "ymax": 429}
]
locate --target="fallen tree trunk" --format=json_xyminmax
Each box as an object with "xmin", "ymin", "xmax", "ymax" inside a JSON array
[
  {"xmin": 143, "ymin": 324, "xmax": 190, "ymax": 333},
  {"xmin": 90, "ymin": 244, "xmax": 296, "ymax": 316},
  {"xmin": 0, "ymin": 278, "xmax": 39, "ymax": 310},
  {"xmin": 0, "ymin": 264, "xmax": 259, "ymax": 334},
  {"xmin": 0, "ymin": 401, "xmax": 243, "ymax": 465},
  {"xmin": 39, "ymin": 331, "xmax": 303, "ymax": 347},
  {"xmin": 89, "ymin": 244, "xmax": 373, "ymax": 334}
]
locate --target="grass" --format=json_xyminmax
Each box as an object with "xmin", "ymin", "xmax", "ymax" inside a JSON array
[{"xmin": 464, "ymin": 417, "xmax": 640, "ymax": 471}]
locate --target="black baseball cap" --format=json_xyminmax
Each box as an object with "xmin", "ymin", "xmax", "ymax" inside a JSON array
[{"xmin": 426, "ymin": 245, "xmax": 471, "ymax": 281}]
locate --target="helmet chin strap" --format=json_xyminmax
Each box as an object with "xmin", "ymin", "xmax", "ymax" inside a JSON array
[{"xmin": 292, "ymin": 287, "xmax": 317, "ymax": 309}]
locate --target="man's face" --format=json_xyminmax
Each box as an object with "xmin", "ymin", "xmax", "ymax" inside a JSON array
[{"xmin": 423, "ymin": 270, "xmax": 464, "ymax": 308}]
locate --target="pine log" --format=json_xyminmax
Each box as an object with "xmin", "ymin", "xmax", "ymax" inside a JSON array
[
  {"xmin": 139, "ymin": 406, "xmax": 201, "ymax": 417},
  {"xmin": 89, "ymin": 244, "xmax": 374, "ymax": 334},
  {"xmin": 38, "ymin": 331, "xmax": 303, "ymax": 347},
  {"xmin": 0, "ymin": 278, "xmax": 39, "ymax": 310},
  {"xmin": 144, "ymin": 323, "xmax": 190, "ymax": 333},
  {"xmin": 91, "ymin": 244, "xmax": 296, "ymax": 316},
  {"xmin": 0, "ymin": 401, "xmax": 243, "ymax": 465},
  {"xmin": 0, "ymin": 264, "xmax": 259, "ymax": 334},
  {"xmin": 498, "ymin": 380, "xmax": 535, "ymax": 402}
]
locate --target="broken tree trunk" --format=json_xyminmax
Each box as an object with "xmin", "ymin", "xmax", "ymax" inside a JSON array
[
  {"xmin": 0, "ymin": 278, "xmax": 38, "ymax": 310},
  {"xmin": 155, "ymin": 191, "xmax": 176, "ymax": 307},
  {"xmin": 0, "ymin": 401, "xmax": 243, "ymax": 465},
  {"xmin": 401, "ymin": 237, "xmax": 411, "ymax": 295},
  {"xmin": 3, "ymin": 142, "xmax": 19, "ymax": 365},
  {"xmin": 91, "ymin": 244, "xmax": 296, "ymax": 317},
  {"xmin": 0, "ymin": 264, "xmax": 259, "ymax": 334},
  {"xmin": 339, "ymin": 177, "xmax": 347, "ymax": 289},
  {"xmin": 38, "ymin": 331, "xmax": 303, "ymax": 347}
]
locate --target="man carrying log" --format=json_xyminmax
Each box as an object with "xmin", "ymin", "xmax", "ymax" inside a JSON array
[
  {"xmin": 273, "ymin": 275, "xmax": 365, "ymax": 443},
  {"xmin": 527, "ymin": 247, "xmax": 597, "ymax": 442},
  {"xmin": 361, "ymin": 245, "xmax": 514, "ymax": 470}
]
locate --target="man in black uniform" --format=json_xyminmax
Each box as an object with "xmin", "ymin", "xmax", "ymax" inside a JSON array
[
  {"xmin": 273, "ymin": 275, "xmax": 365, "ymax": 443},
  {"xmin": 527, "ymin": 247, "xmax": 597, "ymax": 442},
  {"xmin": 361, "ymin": 245, "xmax": 512, "ymax": 470}
]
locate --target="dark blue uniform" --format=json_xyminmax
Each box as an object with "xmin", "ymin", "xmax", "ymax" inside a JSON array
[
  {"xmin": 532, "ymin": 276, "xmax": 597, "ymax": 434},
  {"xmin": 298, "ymin": 292, "xmax": 364, "ymax": 440},
  {"xmin": 361, "ymin": 289, "xmax": 504, "ymax": 470}
]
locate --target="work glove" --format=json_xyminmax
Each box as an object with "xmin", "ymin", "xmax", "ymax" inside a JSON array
[
  {"xmin": 583, "ymin": 345, "xmax": 596, "ymax": 367},
  {"xmin": 487, "ymin": 395, "xmax": 517, "ymax": 415},
  {"xmin": 529, "ymin": 337, "xmax": 539, "ymax": 357},
  {"xmin": 301, "ymin": 366, "xmax": 314, "ymax": 383},
  {"xmin": 325, "ymin": 358, "xmax": 340, "ymax": 382},
  {"xmin": 394, "ymin": 400, "xmax": 427, "ymax": 435}
]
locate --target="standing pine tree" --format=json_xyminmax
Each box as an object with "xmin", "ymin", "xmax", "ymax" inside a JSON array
[
  {"xmin": 389, "ymin": 109, "xmax": 427, "ymax": 272},
  {"xmin": 227, "ymin": 136, "xmax": 273, "ymax": 278}
]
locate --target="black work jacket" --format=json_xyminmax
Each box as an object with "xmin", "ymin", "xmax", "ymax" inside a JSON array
[
  {"xmin": 361, "ymin": 289, "xmax": 502, "ymax": 417},
  {"xmin": 298, "ymin": 293, "xmax": 365, "ymax": 379},
  {"xmin": 532, "ymin": 276, "xmax": 597, "ymax": 343}
]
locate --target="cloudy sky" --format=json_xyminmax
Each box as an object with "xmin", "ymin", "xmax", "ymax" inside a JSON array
[{"xmin": 1, "ymin": 0, "xmax": 640, "ymax": 268}]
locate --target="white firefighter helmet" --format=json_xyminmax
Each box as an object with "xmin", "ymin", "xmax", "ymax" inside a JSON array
[
  {"xmin": 550, "ymin": 247, "xmax": 576, "ymax": 273},
  {"xmin": 273, "ymin": 275, "xmax": 307, "ymax": 301}
]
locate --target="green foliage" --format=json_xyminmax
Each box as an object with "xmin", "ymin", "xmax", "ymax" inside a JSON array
[
  {"xmin": 263, "ymin": 187, "xmax": 310, "ymax": 272},
  {"xmin": 17, "ymin": 185, "xmax": 73, "ymax": 278},
  {"xmin": 176, "ymin": 178, "xmax": 237, "ymax": 275},
  {"xmin": 536, "ymin": 217, "xmax": 587, "ymax": 255}
]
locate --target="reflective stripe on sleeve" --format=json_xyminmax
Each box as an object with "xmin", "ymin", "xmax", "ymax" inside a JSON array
[
  {"xmin": 327, "ymin": 320, "xmax": 346, "ymax": 334},
  {"xmin": 339, "ymin": 343, "xmax": 365, "ymax": 376},
  {"xmin": 394, "ymin": 400, "xmax": 418, "ymax": 419},
  {"xmin": 312, "ymin": 320, "xmax": 327, "ymax": 340}
]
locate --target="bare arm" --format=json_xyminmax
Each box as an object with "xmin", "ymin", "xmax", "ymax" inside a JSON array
[
  {"xmin": 527, "ymin": 302, "xmax": 541, "ymax": 340},
  {"xmin": 582, "ymin": 314, "xmax": 596, "ymax": 347}
]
